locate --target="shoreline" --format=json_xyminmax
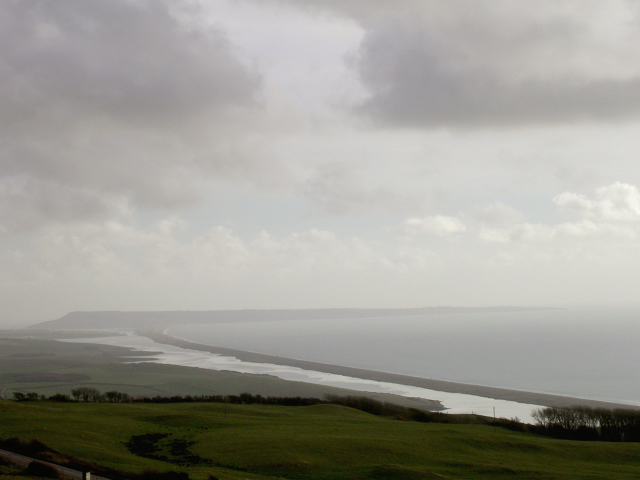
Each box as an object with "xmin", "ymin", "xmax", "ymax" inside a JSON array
[{"xmin": 141, "ymin": 330, "xmax": 638, "ymax": 410}]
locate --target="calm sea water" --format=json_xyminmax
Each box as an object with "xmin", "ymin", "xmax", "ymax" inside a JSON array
[{"xmin": 167, "ymin": 308, "xmax": 640, "ymax": 405}]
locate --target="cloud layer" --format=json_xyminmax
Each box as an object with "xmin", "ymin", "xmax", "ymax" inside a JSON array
[
  {"xmin": 3, "ymin": 183, "xmax": 640, "ymax": 322},
  {"xmin": 282, "ymin": 0, "xmax": 640, "ymax": 126},
  {"xmin": 3, "ymin": 1, "xmax": 640, "ymax": 324},
  {"xmin": 0, "ymin": 0, "xmax": 261, "ymax": 233}
]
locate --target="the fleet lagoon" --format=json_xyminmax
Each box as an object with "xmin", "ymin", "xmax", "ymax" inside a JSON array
[
  {"xmin": 65, "ymin": 333, "xmax": 542, "ymax": 423},
  {"xmin": 60, "ymin": 307, "xmax": 640, "ymax": 424}
]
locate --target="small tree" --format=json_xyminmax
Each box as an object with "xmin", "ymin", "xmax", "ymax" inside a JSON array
[{"xmin": 71, "ymin": 387, "xmax": 102, "ymax": 402}]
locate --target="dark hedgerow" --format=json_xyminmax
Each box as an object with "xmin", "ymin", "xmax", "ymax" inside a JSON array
[
  {"xmin": 125, "ymin": 433, "xmax": 169, "ymax": 461},
  {"xmin": 532, "ymin": 406, "xmax": 640, "ymax": 441},
  {"xmin": 0, "ymin": 438, "xmax": 49, "ymax": 456}
]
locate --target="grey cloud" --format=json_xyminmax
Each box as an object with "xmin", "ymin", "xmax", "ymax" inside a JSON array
[
  {"xmin": 468, "ymin": 203, "xmax": 525, "ymax": 225},
  {"xmin": 0, "ymin": 0, "xmax": 261, "ymax": 224},
  {"xmin": 358, "ymin": 25, "xmax": 640, "ymax": 127},
  {"xmin": 302, "ymin": 163, "xmax": 405, "ymax": 215},
  {"xmin": 279, "ymin": 0, "xmax": 640, "ymax": 127},
  {"xmin": 0, "ymin": 178, "xmax": 128, "ymax": 233},
  {"xmin": 0, "ymin": 0, "xmax": 257, "ymax": 122}
]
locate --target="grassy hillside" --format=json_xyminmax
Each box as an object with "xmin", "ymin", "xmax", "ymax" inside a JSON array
[{"xmin": 2, "ymin": 399, "xmax": 640, "ymax": 480}]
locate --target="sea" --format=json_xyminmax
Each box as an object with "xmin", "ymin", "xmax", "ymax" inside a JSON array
[{"xmin": 166, "ymin": 307, "xmax": 640, "ymax": 406}]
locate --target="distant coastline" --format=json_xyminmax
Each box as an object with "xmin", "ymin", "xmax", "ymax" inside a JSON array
[
  {"xmin": 141, "ymin": 330, "xmax": 636, "ymax": 411},
  {"xmin": 33, "ymin": 306, "xmax": 553, "ymax": 331},
  {"xmin": 29, "ymin": 307, "xmax": 639, "ymax": 412}
]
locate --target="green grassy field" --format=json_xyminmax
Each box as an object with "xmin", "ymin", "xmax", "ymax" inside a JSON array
[{"xmin": 2, "ymin": 399, "xmax": 640, "ymax": 480}]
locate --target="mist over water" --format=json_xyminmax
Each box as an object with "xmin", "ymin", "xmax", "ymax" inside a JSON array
[{"xmin": 168, "ymin": 308, "xmax": 640, "ymax": 405}]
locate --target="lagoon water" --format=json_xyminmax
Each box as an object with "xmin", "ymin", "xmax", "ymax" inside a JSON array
[
  {"xmin": 168, "ymin": 308, "xmax": 640, "ymax": 406},
  {"xmin": 66, "ymin": 333, "xmax": 542, "ymax": 422}
]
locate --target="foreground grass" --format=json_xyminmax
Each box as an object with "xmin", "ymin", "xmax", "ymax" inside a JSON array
[{"xmin": 2, "ymin": 400, "xmax": 640, "ymax": 479}]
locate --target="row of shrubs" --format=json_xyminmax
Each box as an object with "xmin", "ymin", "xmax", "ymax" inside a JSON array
[
  {"xmin": 532, "ymin": 405, "xmax": 640, "ymax": 441},
  {"xmin": 13, "ymin": 389, "xmax": 328, "ymax": 405},
  {"xmin": 13, "ymin": 388, "xmax": 131, "ymax": 403},
  {"xmin": 15, "ymin": 388, "xmax": 441, "ymax": 414}
]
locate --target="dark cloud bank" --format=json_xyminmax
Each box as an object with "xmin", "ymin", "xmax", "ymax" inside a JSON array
[
  {"xmin": 282, "ymin": 0, "xmax": 640, "ymax": 127},
  {"xmin": 0, "ymin": 0, "xmax": 259, "ymax": 231},
  {"xmin": 358, "ymin": 24, "xmax": 640, "ymax": 128}
]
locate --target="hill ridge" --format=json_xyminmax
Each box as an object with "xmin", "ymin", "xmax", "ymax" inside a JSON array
[{"xmin": 33, "ymin": 306, "xmax": 545, "ymax": 330}]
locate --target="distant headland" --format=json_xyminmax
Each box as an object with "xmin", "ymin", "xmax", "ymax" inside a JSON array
[{"xmin": 32, "ymin": 306, "xmax": 549, "ymax": 330}]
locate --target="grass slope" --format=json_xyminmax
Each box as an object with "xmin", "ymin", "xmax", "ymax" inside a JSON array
[{"xmin": 2, "ymin": 400, "xmax": 640, "ymax": 480}]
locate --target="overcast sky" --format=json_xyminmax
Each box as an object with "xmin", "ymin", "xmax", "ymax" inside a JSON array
[{"xmin": 3, "ymin": 0, "xmax": 640, "ymax": 326}]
